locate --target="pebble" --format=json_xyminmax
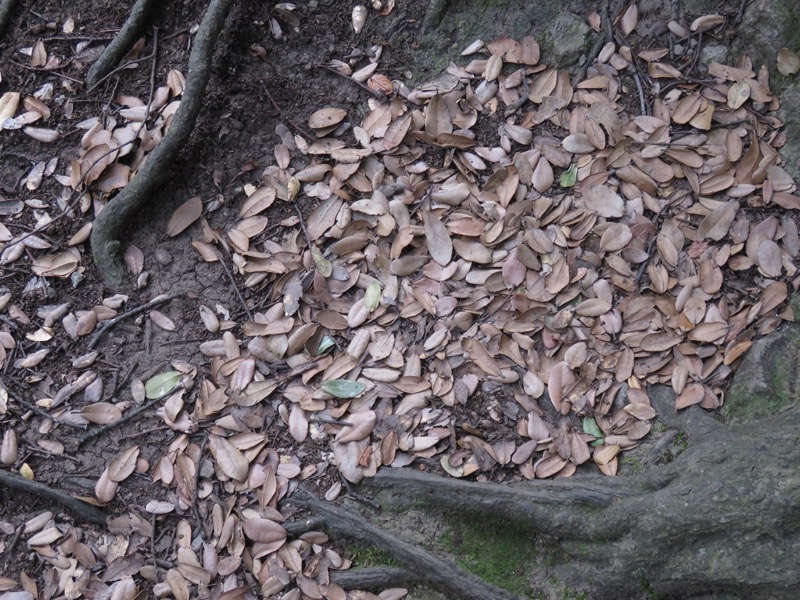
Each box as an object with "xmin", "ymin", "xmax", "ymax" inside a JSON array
[{"xmin": 155, "ymin": 248, "xmax": 173, "ymax": 265}]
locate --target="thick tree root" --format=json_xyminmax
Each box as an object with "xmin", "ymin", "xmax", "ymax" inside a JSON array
[
  {"xmin": 85, "ymin": 0, "xmax": 156, "ymax": 89},
  {"xmin": 287, "ymin": 495, "xmax": 519, "ymax": 600},
  {"xmin": 648, "ymin": 384, "xmax": 725, "ymax": 440},
  {"xmin": 90, "ymin": 0, "xmax": 234, "ymax": 288},
  {"xmin": 364, "ymin": 467, "xmax": 642, "ymax": 540},
  {"xmin": 358, "ymin": 407, "xmax": 800, "ymax": 599},
  {"xmin": 0, "ymin": 0, "xmax": 18, "ymax": 40},
  {"xmin": 0, "ymin": 468, "xmax": 108, "ymax": 526}
]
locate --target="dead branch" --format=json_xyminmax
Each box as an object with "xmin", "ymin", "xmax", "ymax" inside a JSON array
[
  {"xmin": 78, "ymin": 382, "xmax": 183, "ymax": 446},
  {"xmin": 85, "ymin": 0, "xmax": 157, "ymax": 89},
  {"xmin": 0, "ymin": 0, "xmax": 19, "ymax": 40},
  {"xmin": 329, "ymin": 566, "xmax": 424, "ymax": 590},
  {"xmin": 0, "ymin": 468, "xmax": 108, "ymax": 526},
  {"xmin": 88, "ymin": 292, "xmax": 180, "ymax": 349},
  {"xmin": 287, "ymin": 495, "xmax": 519, "ymax": 600},
  {"xmin": 90, "ymin": 0, "xmax": 235, "ymax": 288},
  {"xmin": 5, "ymin": 384, "xmax": 86, "ymax": 430}
]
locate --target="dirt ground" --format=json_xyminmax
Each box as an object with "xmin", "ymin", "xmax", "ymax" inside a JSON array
[{"xmin": 0, "ymin": 0, "xmax": 433, "ymax": 587}]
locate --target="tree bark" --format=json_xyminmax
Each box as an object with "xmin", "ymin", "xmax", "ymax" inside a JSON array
[{"xmin": 357, "ymin": 391, "xmax": 800, "ymax": 599}]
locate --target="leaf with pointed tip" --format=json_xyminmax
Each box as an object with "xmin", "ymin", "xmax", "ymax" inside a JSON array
[
  {"xmin": 322, "ymin": 380, "xmax": 366, "ymax": 398},
  {"xmin": 166, "ymin": 196, "xmax": 202, "ymax": 237},
  {"xmin": 144, "ymin": 371, "xmax": 182, "ymax": 399}
]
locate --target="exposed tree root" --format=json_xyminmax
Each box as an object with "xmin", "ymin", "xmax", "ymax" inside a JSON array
[
  {"xmin": 0, "ymin": 468, "xmax": 108, "ymax": 526},
  {"xmin": 0, "ymin": 0, "xmax": 18, "ymax": 40},
  {"xmin": 88, "ymin": 292, "xmax": 180, "ymax": 349},
  {"xmin": 286, "ymin": 495, "xmax": 519, "ymax": 600},
  {"xmin": 648, "ymin": 384, "xmax": 725, "ymax": 441},
  {"xmin": 85, "ymin": 0, "xmax": 156, "ymax": 90},
  {"xmin": 355, "ymin": 403, "xmax": 800, "ymax": 599},
  {"xmin": 90, "ymin": 0, "xmax": 235, "ymax": 288}
]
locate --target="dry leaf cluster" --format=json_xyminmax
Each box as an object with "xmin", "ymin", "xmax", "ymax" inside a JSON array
[{"xmin": 1, "ymin": 3, "xmax": 799, "ymax": 599}]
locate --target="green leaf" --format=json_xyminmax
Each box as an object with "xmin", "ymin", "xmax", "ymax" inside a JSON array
[
  {"xmin": 316, "ymin": 335, "xmax": 335, "ymax": 355},
  {"xmin": 322, "ymin": 379, "xmax": 366, "ymax": 399},
  {"xmin": 559, "ymin": 163, "xmax": 578, "ymax": 188},
  {"xmin": 582, "ymin": 416, "xmax": 603, "ymax": 438},
  {"xmin": 364, "ymin": 281, "xmax": 381, "ymax": 312},
  {"xmin": 312, "ymin": 246, "xmax": 332, "ymax": 277},
  {"xmin": 144, "ymin": 370, "xmax": 182, "ymax": 399}
]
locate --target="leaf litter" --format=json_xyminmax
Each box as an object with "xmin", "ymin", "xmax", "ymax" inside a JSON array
[{"xmin": 1, "ymin": 2, "xmax": 800, "ymax": 599}]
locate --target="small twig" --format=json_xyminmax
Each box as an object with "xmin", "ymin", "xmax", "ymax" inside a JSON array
[
  {"xmin": 0, "ymin": 468, "xmax": 107, "ymax": 526},
  {"xmin": 43, "ymin": 34, "xmax": 116, "ymax": 41},
  {"xmin": 5, "ymin": 385, "xmax": 86, "ymax": 430},
  {"xmin": 79, "ymin": 382, "xmax": 183, "ymax": 446},
  {"xmin": 681, "ymin": 30, "xmax": 703, "ymax": 75},
  {"xmin": 633, "ymin": 71, "xmax": 648, "ymax": 116},
  {"xmin": 317, "ymin": 64, "xmax": 387, "ymax": 102},
  {"xmin": 293, "ymin": 204, "xmax": 314, "ymax": 252},
  {"xmin": 87, "ymin": 47, "xmax": 156, "ymax": 92},
  {"xmin": 214, "ymin": 250, "xmax": 253, "ymax": 320},
  {"xmin": 118, "ymin": 425, "xmax": 169, "ymax": 441},
  {"xmin": 735, "ymin": 0, "xmax": 749, "ymax": 26},
  {"xmin": 150, "ymin": 512, "xmax": 158, "ymax": 568},
  {"xmin": 6, "ymin": 524, "xmax": 24, "ymax": 554},
  {"xmin": 260, "ymin": 82, "xmax": 316, "ymax": 139},
  {"xmin": 192, "ymin": 434, "xmax": 208, "ymax": 524},
  {"xmin": 88, "ymin": 292, "xmax": 179, "ymax": 349},
  {"xmin": 8, "ymin": 59, "xmax": 82, "ymax": 83}
]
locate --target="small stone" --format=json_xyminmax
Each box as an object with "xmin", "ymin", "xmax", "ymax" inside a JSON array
[{"xmin": 155, "ymin": 248, "xmax": 173, "ymax": 265}]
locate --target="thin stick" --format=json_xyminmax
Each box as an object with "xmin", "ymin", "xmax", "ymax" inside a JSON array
[
  {"xmin": 214, "ymin": 250, "xmax": 253, "ymax": 320},
  {"xmin": 633, "ymin": 71, "xmax": 648, "ymax": 116},
  {"xmin": 192, "ymin": 434, "xmax": 208, "ymax": 524},
  {"xmin": 87, "ymin": 47, "xmax": 156, "ymax": 92},
  {"xmin": 79, "ymin": 383, "xmax": 183, "ymax": 446},
  {"xmin": 0, "ymin": 468, "xmax": 108, "ymax": 525},
  {"xmin": 8, "ymin": 59, "xmax": 83, "ymax": 83},
  {"xmin": 5, "ymin": 385, "xmax": 86, "ymax": 430},
  {"xmin": 317, "ymin": 64, "xmax": 387, "ymax": 102},
  {"xmin": 735, "ymin": 0, "xmax": 749, "ymax": 26},
  {"xmin": 293, "ymin": 204, "xmax": 314, "ymax": 252},
  {"xmin": 260, "ymin": 82, "xmax": 316, "ymax": 139},
  {"xmin": 88, "ymin": 292, "xmax": 179, "ymax": 349}
]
